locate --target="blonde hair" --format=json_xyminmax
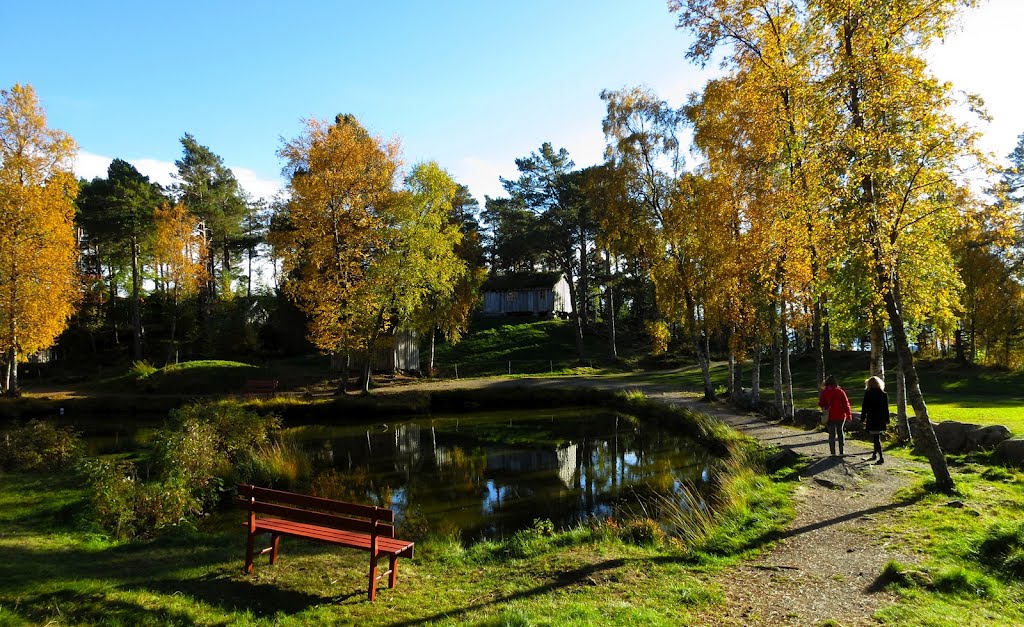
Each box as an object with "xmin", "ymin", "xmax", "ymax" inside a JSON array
[{"xmin": 866, "ymin": 376, "xmax": 885, "ymax": 391}]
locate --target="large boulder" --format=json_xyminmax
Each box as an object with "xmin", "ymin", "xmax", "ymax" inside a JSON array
[
  {"xmin": 794, "ymin": 408, "xmax": 822, "ymax": 429},
  {"xmin": 931, "ymin": 421, "xmax": 1014, "ymax": 454},
  {"xmin": 996, "ymin": 438, "xmax": 1024, "ymax": 467},
  {"xmin": 932, "ymin": 421, "xmax": 980, "ymax": 454},
  {"xmin": 966, "ymin": 424, "xmax": 1013, "ymax": 451}
]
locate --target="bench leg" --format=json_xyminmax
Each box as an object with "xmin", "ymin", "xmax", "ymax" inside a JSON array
[
  {"xmin": 389, "ymin": 555, "xmax": 398, "ymax": 588},
  {"xmin": 368, "ymin": 553, "xmax": 378, "ymax": 602},
  {"xmin": 244, "ymin": 532, "xmax": 256, "ymax": 574},
  {"xmin": 269, "ymin": 534, "xmax": 281, "ymax": 565}
]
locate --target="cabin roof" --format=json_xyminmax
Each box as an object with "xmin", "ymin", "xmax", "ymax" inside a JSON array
[{"xmin": 482, "ymin": 271, "xmax": 564, "ymax": 292}]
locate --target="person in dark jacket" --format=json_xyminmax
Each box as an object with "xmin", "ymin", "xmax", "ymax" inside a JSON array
[
  {"xmin": 861, "ymin": 375, "xmax": 890, "ymax": 464},
  {"xmin": 818, "ymin": 375, "xmax": 852, "ymax": 457}
]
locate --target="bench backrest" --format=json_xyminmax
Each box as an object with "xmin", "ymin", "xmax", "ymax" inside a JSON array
[{"xmin": 237, "ymin": 484, "xmax": 395, "ymax": 538}]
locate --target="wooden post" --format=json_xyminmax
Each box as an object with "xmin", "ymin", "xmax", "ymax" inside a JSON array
[
  {"xmin": 244, "ymin": 498, "xmax": 256, "ymax": 574},
  {"xmin": 368, "ymin": 507, "xmax": 380, "ymax": 601},
  {"xmin": 269, "ymin": 533, "xmax": 280, "ymax": 565}
]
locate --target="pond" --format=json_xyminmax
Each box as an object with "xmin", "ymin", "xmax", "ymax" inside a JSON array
[
  {"xmin": 36, "ymin": 405, "xmax": 719, "ymax": 541},
  {"xmin": 281, "ymin": 407, "xmax": 718, "ymax": 541}
]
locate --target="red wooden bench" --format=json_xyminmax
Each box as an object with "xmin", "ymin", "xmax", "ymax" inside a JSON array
[
  {"xmin": 237, "ymin": 484, "xmax": 414, "ymax": 601},
  {"xmin": 243, "ymin": 379, "xmax": 278, "ymax": 398}
]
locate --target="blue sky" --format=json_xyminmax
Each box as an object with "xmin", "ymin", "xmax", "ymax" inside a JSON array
[{"xmin": 4, "ymin": 1, "xmax": 1022, "ymax": 203}]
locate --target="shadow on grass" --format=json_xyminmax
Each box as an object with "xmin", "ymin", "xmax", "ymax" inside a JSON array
[
  {"xmin": 384, "ymin": 558, "xmax": 630, "ymax": 627},
  {"xmin": 7, "ymin": 588, "xmax": 203, "ymax": 626},
  {"xmin": 0, "ymin": 535, "xmax": 352, "ymax": 621},
  {"xmin": 145, "ymin": 572, "xmax": 344, "ymax": 615}
]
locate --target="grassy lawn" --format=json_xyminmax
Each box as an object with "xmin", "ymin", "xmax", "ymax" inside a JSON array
[{"xmin": 869, "ymin": 457, "xmax": 1024, "ymax": 625}]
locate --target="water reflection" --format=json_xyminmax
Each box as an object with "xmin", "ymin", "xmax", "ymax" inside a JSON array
[{"xmin": 291, "ymin": 408, "xmax": 716, "ymax": 541}]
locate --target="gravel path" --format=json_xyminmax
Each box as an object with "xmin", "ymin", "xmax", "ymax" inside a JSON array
[{"xmin": 381, "ymin": 376, "xmax": 923, "ymax": 625}]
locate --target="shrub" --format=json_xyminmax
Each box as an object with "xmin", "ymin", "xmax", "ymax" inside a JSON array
[
  {"xmin": 619, "ymin": 517, "xmax": 666, "ymax": 546},
  {"xmin": 233, "ymin": 439, "xmax": 312, "ymax": 489},
  {"xmin": 82, "ymin": 400, "xmax": 281, "ymax": 540},
  {"xmin": 79, "ymin": 458, "xmax": 198, "ymax": 540},
  {"xmin": 0, "ymin": 420, "xmax": 81, "ymax": 472}
]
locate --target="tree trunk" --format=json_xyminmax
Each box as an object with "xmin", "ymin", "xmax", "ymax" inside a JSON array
[
  {"xmin": 812, "ymin": 298, "xmax": 824, "ymax": 388},
  {"xmin": 131, "ymin": 237, "xmax": 143, "ymax": 362},
  {"xmin": 605, "ymin": 252, "xmax": 618, "ymax": 359},
  {"xmin": 684, "ymin": 288, "xmax": 714, "ymax": 401},
  {"xmin": 895, "ymin": 359, "xmax": 910, "ymax": 444},
  {"xmin": 6, "ymin": 347, "xmax": 18, "ymax": 397},
  {"xmin": 870, "ymin": 320, "xmax": 885, "ymax": 378},
  {"xmin": 727, "ymin": 350, "xmax": 736, "ymax": 398},
  {"xmin": 166, "ymin": 294, "xmax": 179, "ymax": 365},
  {"xmin": 880, "ymin": 272, "xmax": 950, "ymax": 491},
  {"xmin": 781, "ymin": 300, "xmax": 794, "ymax": 419},
  {"xmin": 360, "ymin": 357, "xmax": 372, "ymax": 394},
  {"xmin": 429, "ymin": 327, "xmax": 436, "ymax": 374},
  {"xmin": 578, "ymin": 225, "xmax": 589, "ymax": 327},
  {"xmin": 562, "ymin": 262, "xmax": 586, "ymax": 363},
  {"xmin": 751, "ymin": 346, "xmax": 762, "ymax": 408}
]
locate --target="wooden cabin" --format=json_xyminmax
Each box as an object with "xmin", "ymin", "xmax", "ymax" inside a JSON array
[{"xmin": 481, "ymin": 272, "xmax": 573, "ymax": 317}]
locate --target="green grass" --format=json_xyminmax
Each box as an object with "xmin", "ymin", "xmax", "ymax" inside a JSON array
[
  {"xmin": 650, "ymin": 352, "xmax": 1024, "ymax": 432},
  {"xmin": 868, "ymin": 461, "xmax": 1024, "ymax": 625},
  {"xmin": 433, "ymin": 318, "xmax": 637, "ymax": 377}
]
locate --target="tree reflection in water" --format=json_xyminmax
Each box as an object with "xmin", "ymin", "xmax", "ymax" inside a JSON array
[{"xmin": 288, "ymin": 408, "xmax": 718, "ymax": 541}]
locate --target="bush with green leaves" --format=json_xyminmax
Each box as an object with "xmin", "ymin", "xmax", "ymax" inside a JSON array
[
  {"xmin": 0, "ymin": 420, "xmax": 81, "ymax": 472},
  {"xmin": 83, "ymin": 401, "xmax": 281, "ymax": 540}
]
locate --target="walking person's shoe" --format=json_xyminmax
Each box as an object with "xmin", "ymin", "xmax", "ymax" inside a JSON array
[{"xmin": 875, "ymin": 458, "xmax": 885, "ymax": 465}]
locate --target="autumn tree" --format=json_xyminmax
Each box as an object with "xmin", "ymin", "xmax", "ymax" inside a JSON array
[
  {"xmin": 601, "ymin": 86, "xmax": 726, "ymax": 400},
  {"xmin": 814, "ymin": 0, "xmax": 985, "ymax": 491},
  {"xmin": 153, "ymin": 202, "xmax": 208, "ymax": 363},
  {"xmin": 415, "ymin": 183, "xmax": 488, "ymax": 372},
  {"xmin": 0, "ymin": 84, "xmax": 79, "ymax": 394},
  {"xmin": 272, "ymin": 114, "xmax": 398, "ymax": 388}
]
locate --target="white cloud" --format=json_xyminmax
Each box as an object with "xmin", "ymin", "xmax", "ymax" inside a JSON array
[
  {"xmin": 72, "ymin": 151, "xmax": 283, "ymax": 201},
  {"xmin": 73, "ymin": 151, "xmax": 113, "ymax": 181},
  {"xmin": 453, "ymin": 156, "xmax": 512, "ymax": 202},
  {"xmin": 232, "ymin": 165, "xmax": 285, "ymax": 201}
]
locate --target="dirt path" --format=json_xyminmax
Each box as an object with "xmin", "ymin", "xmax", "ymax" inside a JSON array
[{"xmin": 384, "ymin": 376, "xmax": 923, "ymax": 625}]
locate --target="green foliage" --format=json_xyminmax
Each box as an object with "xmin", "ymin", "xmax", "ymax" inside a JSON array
[
  {"xmin": 82, "ymin": 401, "xmax": 279, "ymax": 540},
  {"xmin": 128, "ymin": 360, "xmax": 157, "ymax": 381},
  {"xmin": 0, "ymin": 420, "xmax": 81, "ymax": 472},
  {"xmin": 531, "ymin": 517, "xmax": 555, "ymax": 537},
  {"xmin": 619, "ymin": 517, "xmax": 666, "ymax": 547}
]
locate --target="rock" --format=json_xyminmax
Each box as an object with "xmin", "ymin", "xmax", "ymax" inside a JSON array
[
  {"xmin": 794, "ymin": 408, "xmax": 822, "ymax": 429},
  {"xmin": 932, "ymin": 420, "xmax": 980, "ymax": 454},
  {"xmin": 966, "ymin": 424, "xmax": 1012, "ymax": 450},
  {"xmin": 996, "ymin": 438, "xmax": 1024, "ymax": 467},
  {"xmin": 931, "ymin": 421, "xmax": 1013, "ymax": 453},
  {"xmin": 765, "ymin": 448, "xmax": 802, "ymax": 473}
]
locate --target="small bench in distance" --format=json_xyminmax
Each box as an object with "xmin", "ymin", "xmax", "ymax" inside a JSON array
[
  {"xmin": 237, "ymin": 484, "xmax": 415, "ymax": 601},
  {"xmin": 242, "ymin": 379, "xmax": 278, "ymax": 398}
]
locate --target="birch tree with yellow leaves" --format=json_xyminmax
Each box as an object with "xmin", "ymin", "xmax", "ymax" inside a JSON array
[
  {"xmin": 0, "ymin": 84, "xmax": 79, "ymax": 395},
  {"xmin": 273, "ymin": 115, "xmax": 468, "ymax": 392}
]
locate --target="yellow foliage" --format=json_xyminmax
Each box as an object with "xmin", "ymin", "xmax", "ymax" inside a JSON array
[{"xmin": 0, "ymin": 84, "xmax": 80, "ymax": 371}]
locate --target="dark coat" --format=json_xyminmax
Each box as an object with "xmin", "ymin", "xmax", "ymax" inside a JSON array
[{"xmin": 861, "ymin": 388, "xmax": 890, "ymax": 431}]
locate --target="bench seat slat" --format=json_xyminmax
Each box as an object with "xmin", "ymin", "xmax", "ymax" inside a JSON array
[{"xmin": 255, "ymin": 517, "xmax": 415, "ymax": 558}]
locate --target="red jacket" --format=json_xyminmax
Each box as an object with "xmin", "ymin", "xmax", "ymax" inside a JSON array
[{"xmin": 818, "ymin": 385, "xmax": 852, "ymax": 422}]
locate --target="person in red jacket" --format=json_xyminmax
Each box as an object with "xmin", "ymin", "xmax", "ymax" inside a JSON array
[{"xmin": 818, "ymin": 374, "xmax": 852, "ymax": 457}]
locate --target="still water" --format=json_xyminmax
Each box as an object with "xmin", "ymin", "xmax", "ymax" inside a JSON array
[{"xmin": 283, "ymin": 407, "xmax": 716, "ymax": 541}]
